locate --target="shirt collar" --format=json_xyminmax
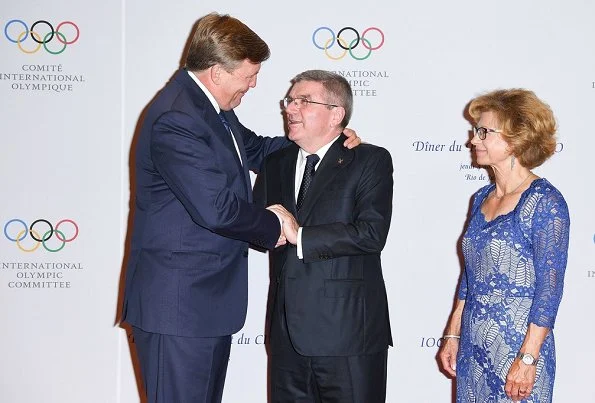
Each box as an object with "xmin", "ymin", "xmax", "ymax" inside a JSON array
[
  {"xmin": 298, "ymin": 135, "xmax": 341, "ymax": 166},
  {"xmin": 187, "ymin": 70, "xmax": 220, "ymax": 113}
]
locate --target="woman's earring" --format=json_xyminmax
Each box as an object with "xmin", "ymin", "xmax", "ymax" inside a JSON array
[{"xmin": 510, "ymin": 155, "xmax": 515, "ymax": 170}]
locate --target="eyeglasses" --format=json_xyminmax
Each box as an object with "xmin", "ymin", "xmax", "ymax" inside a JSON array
[
  {"xmin": 282, "ymin": 96, "xmax": 338, "ymax": 109},
  {"xmin": 473, "ymin": 126, "xmax": 503, "ymax": 140}
]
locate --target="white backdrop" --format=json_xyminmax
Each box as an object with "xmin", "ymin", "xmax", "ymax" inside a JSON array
[{"xmin": 1, "ymin": 1, "xmax": 593, "ymax": 402}]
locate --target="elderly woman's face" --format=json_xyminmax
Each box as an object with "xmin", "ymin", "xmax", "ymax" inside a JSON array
[{"xmin": 471, "ymin": 111, "xmax": 511, "ymax": 168}]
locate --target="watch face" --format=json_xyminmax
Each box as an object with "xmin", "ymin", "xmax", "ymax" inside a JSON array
[{"xmin": 521, "ymin": 353, "xmax": 535, "ymax": 365}]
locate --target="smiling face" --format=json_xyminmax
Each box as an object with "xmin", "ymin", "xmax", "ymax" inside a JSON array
[
  {"xmin": 284, "ymin": 80, "xmax": 344, "ymax": 152},
  {"xmin": 471, "ymin": 111, "xmax": 512, "ymax": 168},
  {"xmin": 215, "ymin": 59, "xmax": 260, "ymax": 110}
]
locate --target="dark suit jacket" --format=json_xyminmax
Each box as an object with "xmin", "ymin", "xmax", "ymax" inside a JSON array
[
  {"xmin": 254, "ymin": 134, "xmax": 393, "ymax": 356},
  {"xmin": 122, "ymin": 69, "xmax": 288, "ymax": 337}
]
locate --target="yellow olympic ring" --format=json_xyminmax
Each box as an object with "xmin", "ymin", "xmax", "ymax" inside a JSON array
[
  {"xmin": 15, "ymin": 229, "xmax": 42, "ymax": 253},
  {"xmin": 16, "ymin": 30, "xmax": 42, "ymax": 54},
  {"xmin": 324, "ymin": 37, "xmax": 349, "ymax": 60}
]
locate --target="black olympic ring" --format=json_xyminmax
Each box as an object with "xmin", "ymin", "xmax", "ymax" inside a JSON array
[
  {"xmin": 337, "ymin": 27, "xmax": 360, "ymax": 50},
  {"xmin": 30, "ymin": 20, "xmax": 54, "ymax": 44}
]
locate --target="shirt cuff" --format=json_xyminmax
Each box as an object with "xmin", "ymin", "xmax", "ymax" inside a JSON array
[{"xmin": 297, "ymin": 227, "xmax": 304, "ymax": 259}]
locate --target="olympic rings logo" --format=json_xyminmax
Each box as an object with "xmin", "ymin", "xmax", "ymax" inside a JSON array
[
  {"xmin": 3, "ymin": 219, "xmax": 79, "ymax": 252},
  {"xmin": 312, "ymin": 26, "xmax": 384, "ymax": 60},
  {"xmin": 4, "ymin": 19, "xmax": 80, "ymax": 54}
]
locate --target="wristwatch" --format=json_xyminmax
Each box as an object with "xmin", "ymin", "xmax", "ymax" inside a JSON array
[{"xmin": 516, "ymin": 351, "xmax": 538, "ymax": 366}]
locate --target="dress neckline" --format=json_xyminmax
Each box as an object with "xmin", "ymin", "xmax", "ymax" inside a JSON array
[{"xmin": 479, "ymin": 177, "xmax": 546, "ymax": 224}]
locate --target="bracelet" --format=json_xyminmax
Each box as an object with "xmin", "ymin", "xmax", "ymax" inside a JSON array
[{"xmin": 442, "ymin": 334, "xmax": 460, "ymax": 339}]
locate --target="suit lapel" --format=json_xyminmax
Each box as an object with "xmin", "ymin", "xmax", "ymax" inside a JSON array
[
  {"xmin": 175, "ymin": 70, "xmax": 251, "ymax": 200},
  {"xmin": 280, "ymin": 144, "xmax": 300, "ymax": 215},
  {"xmin": 208, "ymin": 112, "xmax": 241, "ymax": 168},
  {"xmin": 298, "ymin": 134, "xmax": 353, "ymax": 222},
  {"xmin": 176, "ymin": 70, "xmax": 246, "ymax": 175},
  {"xmin": 275, "ymin": 144, "xmax": 299, "ymax": 270},
  {"xmin": 220, "ymin": 111, "xmax": 251, "ymax": 201}
]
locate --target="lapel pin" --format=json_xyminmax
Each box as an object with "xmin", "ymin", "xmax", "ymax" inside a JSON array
[{"xmin": 337, "ymin": 158, "xmax": 343, "ymax": 165}]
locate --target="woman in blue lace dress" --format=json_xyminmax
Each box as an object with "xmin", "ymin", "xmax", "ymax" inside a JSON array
[{"xmin": 438, "ymin": 89, "xmax": 570, "ymax": 402}]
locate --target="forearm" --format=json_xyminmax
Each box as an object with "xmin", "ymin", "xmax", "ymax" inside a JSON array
[
  {"xmin": 244, "ymin": 133, "xmax": 290, "ymax": 173},
  {"xmin": 519, "ymin": 323, "xmax": 549, "ymax": 357},
  {"xmin": 439, "ymin": 298, "xmax": 465, "ymax": 376},
  {"xmin": 445, "ymin": 299, "xmax": 465, "ymax": 336},
  {"xmin": 301, "ymin": 220, "xmax": 390, "ymax": 262},
  {"xmin": 302, "ymin": 150, "xmax": 393, "ymax": 261},
  {"xmin": 152, "ymin": 112, "xmax": 280, "ymax": 248}
]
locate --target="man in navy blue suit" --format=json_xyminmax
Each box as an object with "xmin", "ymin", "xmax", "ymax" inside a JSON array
[{"xmin": 121, "ymin": 13, "xmax": 359, "ymax": 403}]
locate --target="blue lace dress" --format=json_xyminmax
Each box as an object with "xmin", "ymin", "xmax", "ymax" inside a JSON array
[{"xmin": 456, "ymin": 178, "xmax": 570, "ymax": 403}]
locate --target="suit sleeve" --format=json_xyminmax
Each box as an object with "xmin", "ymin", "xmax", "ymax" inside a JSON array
[
  {"xmin": 151, "ymin": 110, "xmax": 280, "ymax": 249},
  {"xmin": 301, "ymin": 148, "xmax": 393, "ymax": 263},
  {"xmin": 252, "ymin": 156, "xmax": 268, "ymax": 208},
  {"xmin": 228, "ymin": 112, "xmax": 290, "ymax": 174}
]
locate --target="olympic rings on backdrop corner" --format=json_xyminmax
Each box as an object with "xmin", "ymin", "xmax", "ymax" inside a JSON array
[
  {"xmin": 3, "ymin": 219, "xmax": 79, "ymax": 252},
  {"xmin": 312, "ymin": 26, "xmax": 384, "ymax": 60},
  {"xmin": 4, "ymin": 20, "xmax": 80, "ymax": 54}
]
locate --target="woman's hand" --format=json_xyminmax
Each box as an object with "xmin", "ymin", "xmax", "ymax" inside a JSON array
[
  {"xmin": 505, "ymin": 358, "xmax": 537, "ymax": 401},
  {"xmin": 438, "ymin": 337, "xmax": 459, "ymax": 377},
  {"xmin": 439, "ymin": 299, "xmax": 465, "ymax": 378},
  {"xmin": 505, "ymin": 323, "xmax": 548, "ymax": 400}
]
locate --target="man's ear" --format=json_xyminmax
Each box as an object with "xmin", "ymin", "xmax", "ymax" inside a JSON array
[
  {"xmin": 210, "ymin": 64, "xmax": 222, "ymax": 85},
  {"xmin": 331, "ymin": 106, "xmax": 346, "ymax": 127}
]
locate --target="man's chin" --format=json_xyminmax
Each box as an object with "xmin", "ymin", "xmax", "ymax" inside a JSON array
[
  {"xmin": 227, "ymin": 97, "xmax": 243, "ymax": 110},
  {"xmin": 287, "ymin": 129, "xmax": 300, "ymax": 141}
]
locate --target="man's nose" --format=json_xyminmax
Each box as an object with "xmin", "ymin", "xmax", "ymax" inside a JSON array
[{"xmin": 285, "ymin": 99, "xmax": 299, "ymax": 112}]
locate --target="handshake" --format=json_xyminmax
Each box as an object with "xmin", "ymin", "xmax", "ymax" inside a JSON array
[{"xmin": 267, "ymin": 204, "xmax": 299, "ymax": 248}]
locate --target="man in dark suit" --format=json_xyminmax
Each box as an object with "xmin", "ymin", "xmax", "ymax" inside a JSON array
[
  {"xmin": 256, "ymin": 70, "xmax": 393, "ymax": 403},
  {"xmin": 121, "ymin": 14, "xmax": 360, "ymax": 403}
]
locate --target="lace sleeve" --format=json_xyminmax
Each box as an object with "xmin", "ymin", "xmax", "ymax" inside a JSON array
[{"xmin": 527, "ymin": 189, "xmax": 570, "ymax": 328}]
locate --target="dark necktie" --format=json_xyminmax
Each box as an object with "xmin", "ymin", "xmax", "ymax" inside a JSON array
[
  {"xmin": 296, "ymin": 154, "xmax": 320, "ymax": 211},
  {"xmin": 219, "ymin": 111, "xmax": 233, "ymax": 134},
  {"xmin": 219, "ymin": 111, "xmax": 242, "ymax": 165}
]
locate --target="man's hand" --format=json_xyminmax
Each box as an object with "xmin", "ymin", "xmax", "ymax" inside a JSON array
[
  {"xmin": 266, "ymin": 204, "xmax": 299, "ymax": 245},
  {"xmin": 267, "ymin": 206, "xmax": 287, "ymax": 247},
  {"xmin": 275, "ymin": 230, "xmax": 287, "ymax": 248},
  {"xmin": 342, "ymin": 128, "xmax": 361, "ymax": 149}
]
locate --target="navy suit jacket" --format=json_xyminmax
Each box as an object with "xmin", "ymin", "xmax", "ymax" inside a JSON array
[
  {"xmin": 254, "ymin": 135, "xmax": 394, "ymax": 356},
  {"xmin": 122, "ymin": 69, "xmax": 288, "ymax": 337}
]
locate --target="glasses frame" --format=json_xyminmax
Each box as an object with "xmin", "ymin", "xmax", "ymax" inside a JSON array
[
  {"xmin": 282, "ymin": 96, "xmax": 338, "ymax": 109},
  {"xmin": 473, "ymin": 126, "xmax": 503, "ymax": 140}
]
